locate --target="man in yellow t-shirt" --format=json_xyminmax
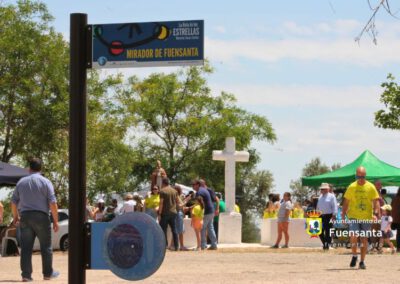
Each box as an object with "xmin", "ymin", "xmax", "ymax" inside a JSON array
[{"xmin": 342, "ymin": 166, "xmax": 380, "ymax": 270}]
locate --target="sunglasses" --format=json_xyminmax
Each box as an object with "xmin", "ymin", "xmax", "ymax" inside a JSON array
[{"xmin": 355, "ymin": 175, "xmax": 366, "ymax": 179}]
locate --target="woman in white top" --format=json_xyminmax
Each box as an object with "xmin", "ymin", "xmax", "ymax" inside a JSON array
[
  {"xmin": 271, "ymin": 192, "xmax": 292, "ymax": 248},
  {"xmin": 120, "ymin": 193, "xmax": 136, "ymax": 214},
  {"xmin": 92, "ymin": 199, "xmax": 106, "ymax": 222}
]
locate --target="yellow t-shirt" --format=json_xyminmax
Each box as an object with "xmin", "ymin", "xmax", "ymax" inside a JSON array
[
  {"xmin": 192, "ymin": 205, "xmax": 204, "ymax": 218},
  {"xmin": 234, "ymin": 204, "xmax": 240, "ymax": 213},
  {"xmin": 292, "ymin": 208, "xmax": 304, "ymax": 219},
  {"xmin": 263, "ymin": 209, "xmax": 279, "ymax": 219},
  {"xmin": 145, "ymin": 194, "xmax": 160, "ymax": 210},
  {"xmin": 344, "ymin": 180, "xmax": 379, "ymax": 220}
]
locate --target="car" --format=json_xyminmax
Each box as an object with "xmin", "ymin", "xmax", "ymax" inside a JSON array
[{"xmin": 33, "ymin": 209, "xmax": 69, "ymax": 251}]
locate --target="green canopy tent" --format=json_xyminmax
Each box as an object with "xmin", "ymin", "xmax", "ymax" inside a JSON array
[{"xmin": 301, "ymin": 150, "xmax": 400, "ymax": 187}]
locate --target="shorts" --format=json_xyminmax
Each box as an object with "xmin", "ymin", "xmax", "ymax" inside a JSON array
[
  {"xmin": 382, "ymin": 230, "xmax": 393, "ymax": 239},
  {"xmin": 175, "ymin": 210, "xmax": 185, "ymax": 234},
  {"xmin": 278, "ymin": 217, "xmax": 289, "ymax": 223},
  {"xmin": 192, "ymin": 217, "xmax": 203, "ymax": 230},
  {"xmin": 145, "ymin": 208, "xmax": 157, "ymax": 220},
  {"xmin": 348, "ymin": 219, "xmax": 372, "ymax": 235}
]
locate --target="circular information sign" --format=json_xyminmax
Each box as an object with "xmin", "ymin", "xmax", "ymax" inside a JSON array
[{"xmin": 102, "ymin": 212, "xmax": 166, "ymax": 281}]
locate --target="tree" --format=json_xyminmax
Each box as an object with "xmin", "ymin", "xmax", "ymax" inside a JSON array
[
  {"xmin": 356, "ymin": 0, "xmax": 398, "ymax": 44},
  {"xmin": 0, "ymin": 1, "xmax": 140, "ymax": 205},
  {"xmin": 85, "ymin": 71, "xmax": 138, "ymax": 201},
  {"xmin": 124, "ymin": 63, "xmax": 276, "ymax": 188},
  {"xmin": 374, "ymin": 73, "xmax": 400, "ymax": 130},
  {"xmin": 290, "ymin": 158, "xmax": 340, "ymax": 202},
  {"xmin": 238, "ymin": 169, "xmax": 274, "ymax": 242},
  {"xmin": 0, "ymin": 0, "xmax": 69, "ymax": 163}
]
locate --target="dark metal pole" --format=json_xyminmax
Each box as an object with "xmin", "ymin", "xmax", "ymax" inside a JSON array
[{"xmin": 69, "ymin": 13, "xmax": 88, "ymax": 284}]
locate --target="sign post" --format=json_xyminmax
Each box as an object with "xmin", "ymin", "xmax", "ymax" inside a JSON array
[{"xmin": 69, "ymin": 13, "xmax": 89, "ymax": 284}]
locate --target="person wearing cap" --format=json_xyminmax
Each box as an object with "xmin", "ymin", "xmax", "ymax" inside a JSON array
[
  {"xmin": 379, "ymin": 204, "xmax": 396, "ymax": 254},
  {"xmin": 119, "ymin": 193, "xmax": 136, "ymax": 214},
  {"xmin": 342, "ymin": 166, "xmax": 380, "ymax": 270},
  {"xmin": 316, "ymin": 182, "xmax": 338, "ymax": 250}
]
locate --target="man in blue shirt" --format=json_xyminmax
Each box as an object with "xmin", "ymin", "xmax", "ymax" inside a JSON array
[
  {"xmin": 192, "ymin": 179, "xmax": 218, "ymax": 250},
  {"xmin": 11, "ymin": 158, "xmax": 59, "ymax": 282}
]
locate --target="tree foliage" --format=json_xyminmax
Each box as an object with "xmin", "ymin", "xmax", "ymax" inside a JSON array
[
  {"xmin": 290, "ymin": 158, "xmax": 340, "ymax": 202},
  {"xmin": 0, "ymin": 0, "xmax": 69, "ymax": 163},
  {"xmin": 85, "ymin": 71, "xmax": 137, "ymax": 200},
  {"xmin": 0, "ymin": 1, "xmax": 141, "ymax": 206},
  {"xmin": 374, "ymin": 73, "xmax": 400, "ymax": 130},
  {"xmin": 124, "ymin": 64, "xmax": 276, "ymax": 189},
  {"xmin": 238, "ymin": 169, "xmax": 274, "ymax": 242}
]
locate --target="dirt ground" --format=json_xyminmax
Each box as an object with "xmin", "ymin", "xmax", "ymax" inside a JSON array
[{"xmin": 0, "ymin": 246, "xmax": 399, "ymax": 284}]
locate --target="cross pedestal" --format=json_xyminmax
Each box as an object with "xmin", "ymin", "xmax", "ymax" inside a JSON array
[{"xmin": 212, "ymin": 137, "xmax": 249, "ymax": 244}]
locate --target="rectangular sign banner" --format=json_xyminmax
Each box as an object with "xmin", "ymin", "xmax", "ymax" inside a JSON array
[{"xmin": 91, "ymin": 20, "xmax": 204, "ymax": 68}]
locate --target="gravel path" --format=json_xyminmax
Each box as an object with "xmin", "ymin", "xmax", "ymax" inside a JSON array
[{"xmin": 0, "ymin": 247, "xmax": 399, "ymax": 283}]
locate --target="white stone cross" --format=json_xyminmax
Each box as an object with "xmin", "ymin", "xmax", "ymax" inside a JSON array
[{"xmin": 212, "ymin": 137, "xmax": 249, "ymax": 213}]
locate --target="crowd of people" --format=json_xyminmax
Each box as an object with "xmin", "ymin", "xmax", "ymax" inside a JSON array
[
  {"xmin": 84, "ymin": 176, "xmax": 224, "ymax": 252},
  {"xmin": 2, "ymin": 158, "xmax": 400, "ymax": 280}
]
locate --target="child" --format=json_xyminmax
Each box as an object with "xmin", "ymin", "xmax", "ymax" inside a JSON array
[
  {"xmin": 191, "ymin": 196, "xmax": 204, "ymax": 251},
  {"xmin": 271, "ymin": 192, "xmax": 292, "ymax": 248},
  {"xmin": 379, "ymin": 204, "xmax": 396, "ymax": 254},
  {"xmin": 292, "ymin": 202, "xmax": 304, "ymax": 219},
  {"xmin": 263, "ymin": 194, "xmax": 274, "ymax": 219}
]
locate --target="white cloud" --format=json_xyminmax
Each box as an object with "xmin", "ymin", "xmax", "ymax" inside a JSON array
[
  {"xmin": 279, "ymin": 20, "xmax": 362, "ymax": 37},
  {"xmin": 213, "ymin": 25, "xmax": 226, "ymax": 34},
  {"xmin": 205, "ymin": 19, "xmax": 400, "ymax": 67},
  {"xmin": 282, "ymin": 21, "xmax": 314, "ymax": 36},
  {"xmin": 206, "ymin": 36, "xmax": 400, "ymax": 67},
  {"xmin": 211, "ymin": 83, "xmax": 382, "ymax": 108}
]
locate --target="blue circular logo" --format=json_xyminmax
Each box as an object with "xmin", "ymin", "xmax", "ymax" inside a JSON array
[
  {"xmin": 97, "ymin": 56, "xmax": 107, "ymax": 66},
  {"xmin": 107, "ymin": 224, "xmax": 143, "ymax": 269},
  {"xmin": 103, "ymin": 212, "xmax": 166, "ymax": 281}
]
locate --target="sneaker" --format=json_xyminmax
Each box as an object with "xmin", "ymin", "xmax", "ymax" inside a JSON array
[
  {"xmin": 180, "ymin": 246, "xmax": 189, "ymax": 251},
  {"xmin": 350, "ymin": 256, "xmax": 358, "ymax": 268},
  {"xmin": 22, "ymin": 278, "xmax": 33, "ymax": 282},
  {"xmin": 281, "ymin": 245, "xmax": 289, "ymax": 248},
  {"xmin": 44, "ymin": 271, "xmax": 60, "ymax": 280},
  {"xmin": 207, "ymin": 246, "xmax": 218, "ymax": 250},
  {"xmin": 359, "ymin": 261, "xmax": 366, "ymax": 270},
  {"xmin": 271, "ymin": 244, "xmax": 279, "ymax": 248}
]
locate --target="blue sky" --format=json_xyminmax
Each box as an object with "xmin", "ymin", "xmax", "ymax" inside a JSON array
[{"xmin": 4, "ymin": 0, "xmax": 400, "ymax": 197}]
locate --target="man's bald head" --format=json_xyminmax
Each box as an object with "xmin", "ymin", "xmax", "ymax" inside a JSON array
[{"xmin": 356, "ymin": 166, "xmax": 366, "ymax": 185}]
